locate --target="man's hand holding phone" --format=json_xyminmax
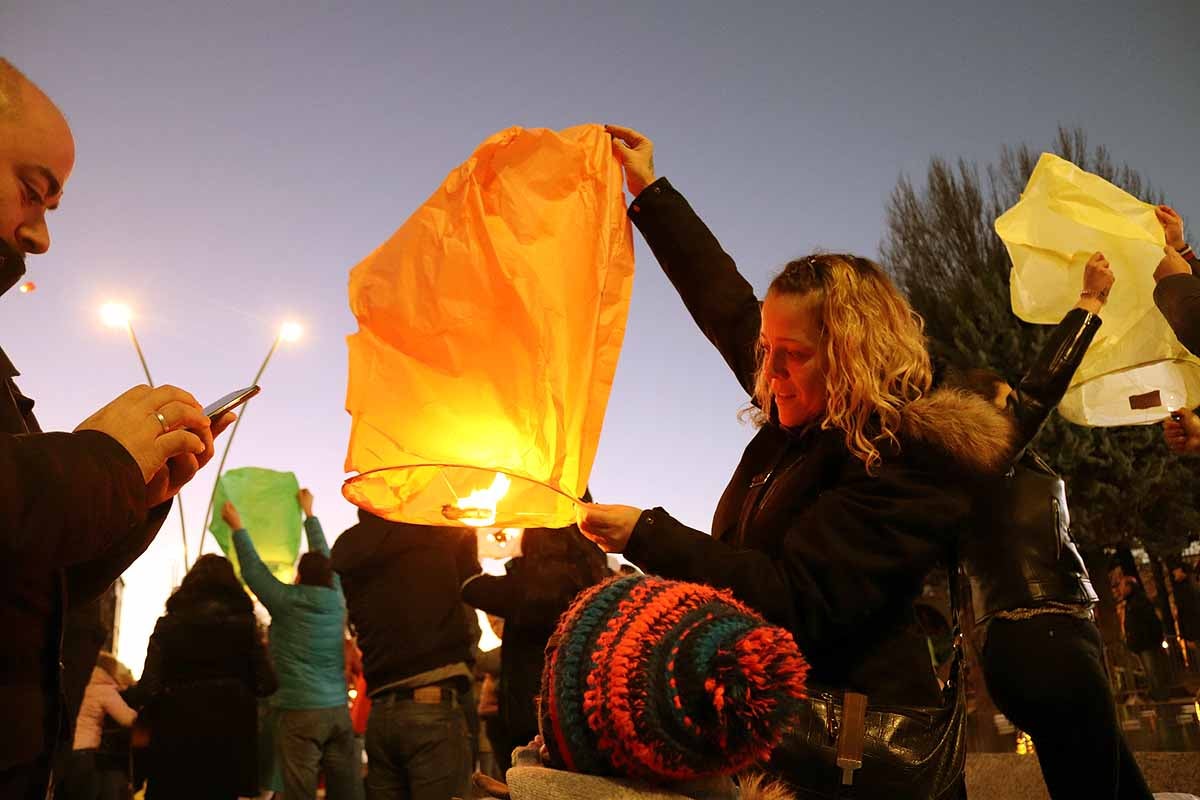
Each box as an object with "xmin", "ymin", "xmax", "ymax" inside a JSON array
[{"xmin": 76, "ymin": 384, "xmax": 244, "ymax": 507}]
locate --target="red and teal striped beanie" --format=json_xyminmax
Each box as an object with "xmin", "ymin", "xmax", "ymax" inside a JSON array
[{"xmin": 538, "ymin": 574, "xmax": 809, "ymax": 783}]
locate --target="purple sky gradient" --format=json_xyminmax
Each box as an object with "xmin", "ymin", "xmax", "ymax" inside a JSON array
[{"xmin": 5, "ymin": 0, "xmax": 1198, "ymax": 671}]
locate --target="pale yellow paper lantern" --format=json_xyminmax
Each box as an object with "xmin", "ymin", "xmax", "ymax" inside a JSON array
[
  {"xmin": 996, "ymin": 153, "xmax": 1200, "ymax": 426},
  {"xmin": 343, "ymin": 124, "xmax": 635, "ymax": 527}
]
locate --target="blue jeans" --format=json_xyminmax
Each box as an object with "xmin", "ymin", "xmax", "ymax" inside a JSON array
[
  {"xmin": 365, "ymin": 691, "xmax": 471, "ymax": 800},
  {"xmin": 278, "ymin": 705, "xmax": 364, "ymax": 800}
]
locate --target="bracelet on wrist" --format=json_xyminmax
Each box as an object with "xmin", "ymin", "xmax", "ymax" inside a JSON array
[
  {"xmin": 1080, "ymin": 289, "xmax": 1108, "ymax": 301},
  {"xmin": 1179, "ymin": 244, "xmax": 1195, "ymax": 260}
]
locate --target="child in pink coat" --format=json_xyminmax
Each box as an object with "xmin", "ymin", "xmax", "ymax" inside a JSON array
[{"xmin": 59, "ymin": 653, "xmax": 137, "ymax": 799}]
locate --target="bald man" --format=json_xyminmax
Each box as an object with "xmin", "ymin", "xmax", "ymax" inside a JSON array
[{"xmin": 0, "ymin": 60, "xmax": 233, "ymax": 798}]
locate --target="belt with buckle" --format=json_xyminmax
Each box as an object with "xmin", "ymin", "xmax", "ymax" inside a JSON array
[{"xmin": 373, "ymin": 679, "xmax": 462, "ymax": 704}]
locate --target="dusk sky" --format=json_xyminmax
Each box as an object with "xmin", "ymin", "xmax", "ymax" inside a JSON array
[{"xmin": 5, "ymin": 0, "xmax": 1199, "ymax": 673}]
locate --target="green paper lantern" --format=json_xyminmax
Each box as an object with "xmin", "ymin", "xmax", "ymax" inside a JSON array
[{"xmin": 209, "ymin": 467, "xmax": 302, "ymax": 583}]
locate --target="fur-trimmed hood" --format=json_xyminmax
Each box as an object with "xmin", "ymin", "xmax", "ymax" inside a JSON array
[
  {"xmin": 736, "ymin": 774, "xmax": 796, "ymax": 800},
  {"xmin": 897, "ymin": 387, "xmax": 1017, "ymax": 477}
]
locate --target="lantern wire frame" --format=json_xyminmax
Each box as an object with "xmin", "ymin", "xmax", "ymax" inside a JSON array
[{"xmin": 342, "ymin": 462, "xmax": 586, "ymax": 529}]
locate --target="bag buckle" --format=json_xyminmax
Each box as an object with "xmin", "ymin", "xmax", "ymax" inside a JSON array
[{"xmin": 835, "ymin": 691, "xmax": 868, "ymax": 786}]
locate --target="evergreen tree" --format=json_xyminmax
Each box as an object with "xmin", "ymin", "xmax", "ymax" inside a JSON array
[{"xmin": 882, "ymin": 127, "xmax": 1200, "ymax": 557}]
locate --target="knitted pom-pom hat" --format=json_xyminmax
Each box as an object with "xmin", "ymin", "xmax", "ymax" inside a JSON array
[{"xmin": 538, "ymin": 575, "xmax": 809, "ymax": 783}]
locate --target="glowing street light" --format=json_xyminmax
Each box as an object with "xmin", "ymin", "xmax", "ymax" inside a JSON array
[
  {"xmin": 100, "ymin": 302, "xmax": 132, "ymax": 329},
  {"xmin": 198, "ymin": 319, "xmax": 305, "ymax": 558},
  {"xmin": 99, "ymin": 302, "xmax": 154, "ymax": 387},
  {"xmin": 279, "ymin": 320, "xmax": 303, "ymax": 343}
]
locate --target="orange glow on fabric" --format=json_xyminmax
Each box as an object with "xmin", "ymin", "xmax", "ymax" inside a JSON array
[{"xmin": 342, "ymin": 124, "xmax": 635, "ymax": 527}]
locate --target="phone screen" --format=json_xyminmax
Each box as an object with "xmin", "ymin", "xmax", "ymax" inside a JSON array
[{"xmin": 203, "ymin": 386, "xmax": 260, "ymax": 423}]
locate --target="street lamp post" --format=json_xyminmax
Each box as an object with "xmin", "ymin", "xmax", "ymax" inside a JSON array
[
  {"xmin": 197, "ymin": 321, "xmax": 303, "ymax": 560},
  {"xmin": 100, "ymin": 302, "xmax": 191, "ymax": 566}
]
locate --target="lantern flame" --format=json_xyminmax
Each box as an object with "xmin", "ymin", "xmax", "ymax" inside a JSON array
[{"xmin": 442, "ymin": 472, "xmax": 512, "ymax": 527}]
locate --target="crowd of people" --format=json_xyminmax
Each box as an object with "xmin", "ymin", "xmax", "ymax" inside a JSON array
[{"xmin": 3, "ymin": 57, "xmax": 1200, "ymax": 800}]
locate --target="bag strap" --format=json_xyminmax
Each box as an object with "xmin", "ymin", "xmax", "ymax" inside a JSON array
[{"xmin": 945, "ymin": 550, "xmax": 965, "ymax": 690}]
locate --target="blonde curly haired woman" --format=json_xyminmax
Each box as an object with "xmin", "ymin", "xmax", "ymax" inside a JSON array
[{"xmin": 578, "ymin": 127, "xmax": 1014, "ymax": 798}]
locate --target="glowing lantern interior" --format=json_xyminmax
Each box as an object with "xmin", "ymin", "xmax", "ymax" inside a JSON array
[
  {"xmin": 445, "ymin": 472, "xmax": 511, "ymax": 527},
  {"xmin": 997, "ymin": 153, "xmax": 1200, "ymax": 426},
  {"xmin": 343, "ymin": 124, "xmax": 635, "ymax": 527}
]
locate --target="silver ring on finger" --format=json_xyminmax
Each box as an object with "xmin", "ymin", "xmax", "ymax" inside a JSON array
[{"xmin": 153, "ymin": 411, "xmax": 169, "ymax": 434}]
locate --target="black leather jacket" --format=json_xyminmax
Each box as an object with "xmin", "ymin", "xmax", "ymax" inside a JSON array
[{"xmin": 962, "ymin": 308, "xmax": 1102, "ymax": 623}]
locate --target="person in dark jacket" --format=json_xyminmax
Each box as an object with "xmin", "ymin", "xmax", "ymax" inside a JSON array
[
  {"xmin": 1150, "ymin": 204, "xmax": 1200, "ymax": 355},
  {"xmin": 137, "ymin": 555, "xmax": 278, "ymax": 800},
  {"xmin": 578, "ymin": 126, "xmax": 1012, "ymax": 797},
  {"xmin": 1171, "ymin": 563, "xmax": 1200, "ymax": 655},
  {"xmin": 949, "ymin": 253, "xmax": 1153, "ymax": 800},
  {"xmin": 461, "ymin": 525, "xmax": 609, "ymax": 770},
  {"xmin": 0, "ymin": 59, "xmax": 232, "ymax": 799},
  {"xmin": 331, "ymin": 511, "xmax": 480, "ymax": 800},
  {"xmin": 1115, "ymin": 574, "xmax": 1170, "ymax": 702}
]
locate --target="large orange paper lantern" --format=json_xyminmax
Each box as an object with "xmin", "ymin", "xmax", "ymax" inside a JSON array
[{"xmin": 343, "ymin": 124, "xmax": 635, "ymax": 528}]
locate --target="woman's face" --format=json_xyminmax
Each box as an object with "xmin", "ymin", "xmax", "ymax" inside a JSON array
[{"xmin": 760, "ymin": 291, "xmax": 827, "ymax": 428}]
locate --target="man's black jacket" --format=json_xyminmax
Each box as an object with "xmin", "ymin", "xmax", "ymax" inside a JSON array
[{"xmin": 0, "ymin": 345, "xmax": 168, "ymax": 770}]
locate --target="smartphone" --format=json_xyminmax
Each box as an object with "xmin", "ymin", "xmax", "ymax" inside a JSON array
[{"xmin": 203, "ymin": 385, "xmax": 261, "ymax": 424}]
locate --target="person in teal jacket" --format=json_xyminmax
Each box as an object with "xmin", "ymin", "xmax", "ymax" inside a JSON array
[{"xmin": 224, "ymin": 489, "xmax": 363, "ymax": 800}]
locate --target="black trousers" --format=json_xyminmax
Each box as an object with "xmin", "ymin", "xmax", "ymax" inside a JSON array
[
  {"xmin": 982, "ymin": 615, "xmax": 1153, "ymax": 800},
  {"xmin": 55, "ymin": 749, "xmax": 100, "ymax": 800},
  {"xmin": 0, "ymin": 756, "xmax": 51, "ymax": 800}
]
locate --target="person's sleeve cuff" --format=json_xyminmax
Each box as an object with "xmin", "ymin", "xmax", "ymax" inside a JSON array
[
  {"xmin": 627, "ymin": 177, "xmax": 675, "ymax": 219},
  {"xmin": 623, "ymin": 507, "xmax": 667, "ymax": 564}
]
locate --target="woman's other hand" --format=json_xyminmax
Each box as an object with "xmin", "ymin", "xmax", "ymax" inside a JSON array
[
  {"xmin": 605, "ymin": 124, "xmax": 656, "ymax": 197},
  {"xmin": 577, "ymin": 502, "xmax": 643, "ymax": 553},
  {"xmin": 1077, "ymin": 251, "xmax": 1114, "ymax": 313},
  {"xmin": 1156, "ymin": 205, "xmax": 1186, "ymax": 251}
]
